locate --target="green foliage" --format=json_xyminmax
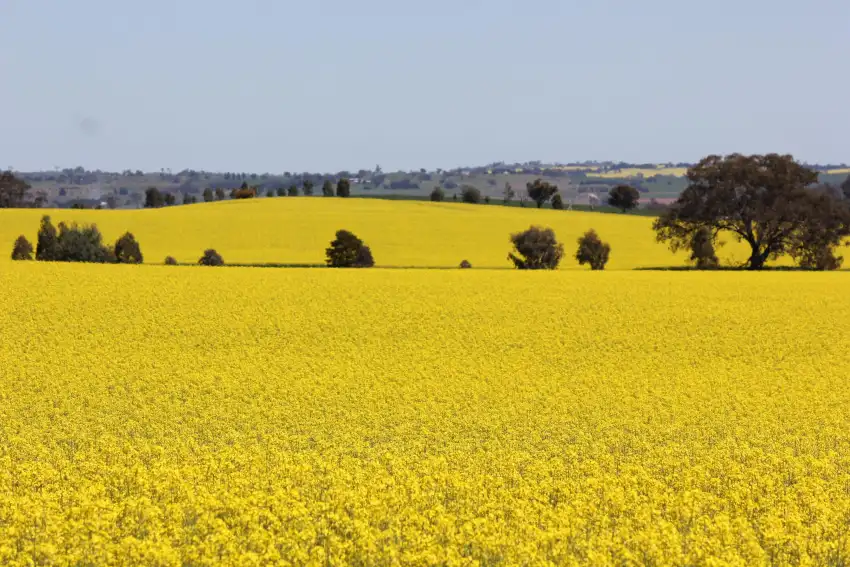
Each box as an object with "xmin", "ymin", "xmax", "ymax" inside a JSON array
[
  {"xmin": 203, "ymin": 188, "xmax": 214, "ymax": 202},
  {"xmin": 575, "ymin": 229, "xmax": 611, "ymax": 270},
  {"xmin": 198, "ymin": 249, "xmax": 224, "ymax": 266},
  {"xmin": 607, "ymin": 185, "xmax": 640, "ymax": 213},
  {"xmin": 690, "ymin": 227, "xmax": 719, "ymax": 269},
  {"xmin": 459, "ymin": 259, "xmax": 472, "ymax": 269},
  {"xmin": 144, "ymin": 187, "xmax": 164, "ymax": 208},
  {"xmin": 11, "ymin": 235, "xmax": 34, "ymax": 260},
  {"xmin": 322, "ymin": 180, "xmax": 335, "ymax": 197},
  {"xmin": 461, "ymin": 185, "xmax": 482, "ymax": 204},
  {"xmin": 325, "ymin": 230, "xmax": 375, "ymax": 268},
  {"xmin": 302, "ymin": 180, "xmax": 314, "ymax": 196},
  {"xmin": 0, "ymin": 170, "xmax": 32, "ymax": 208},
  {"xmin": 551, "ymin": 193, "xmax": 564, "ymax": 210},
  {"xmin": 36, "ymin": 215, "xmax": 59, "ymax": 261},
  {"xmin": 277, "ymin": 187, "xmax": 286, "ymax": 197},
  {"xmin": 55, "ymin": 222, "xmax": 114, "ymax": 263},
  {"xmin": 288, "ymin": 185, "xmax": 299, "ymax": 196},
  {"xmin": 430, "ymin": 186, "xmax": 445, "ymax": 202},
  {"xmin": 526, "ymin": 179, "xmax": 558, "ymax": 208},
  {"xmin": 214, "ymin": 188, "xmax": 225, "ymax": 201},
  {"xmin": 114, "ymin": 232, "xmax": 144, "ymax": 264},
  {"xmin": 336, "ymin": 178, "xmax": 351, "ymax": 198},
  {"xmin": 164, "ymin": 256, "xmax": 178, "ymax": 265},
  {"xmin": 508, "ymin": 226, "xmax": 564, "ymax": 270}
]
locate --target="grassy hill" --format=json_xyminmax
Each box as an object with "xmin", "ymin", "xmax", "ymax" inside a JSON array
[{"xmin": 1, "ymin": 198, "xmax": 765, "ymax": 269}]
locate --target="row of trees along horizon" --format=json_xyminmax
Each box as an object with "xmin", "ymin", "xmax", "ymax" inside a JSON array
[{"xmin": 4, "ymin": 154, "xmax": 850, "ymax": 270}]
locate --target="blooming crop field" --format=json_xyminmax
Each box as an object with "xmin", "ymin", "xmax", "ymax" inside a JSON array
[
  {"xmin": 1, "ymin": 263, "xmax": 849, "ymax": 566},
  {"xmin": 0, "ymin": 199, "xmax": 760, "ymax": 269}
]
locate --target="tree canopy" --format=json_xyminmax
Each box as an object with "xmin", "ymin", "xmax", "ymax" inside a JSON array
[
  {"xmin": 653, "ymin": 153, "xmax": 850, "ymax": 270},
  {"xmin": 526, "ymin": 179, "xmax": 558, "ymax": 208},
  {"xmin": 0, "ymin": 171, "xmax": 34, "ymax": 208},
  {"xmin": 607, "ymin": 185, "xmax": 640, "ymax": 213}
]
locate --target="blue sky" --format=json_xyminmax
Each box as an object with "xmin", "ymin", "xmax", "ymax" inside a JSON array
[{"xmin": 1, "ymin": 0, "xmax": 848, "ymax": 172}]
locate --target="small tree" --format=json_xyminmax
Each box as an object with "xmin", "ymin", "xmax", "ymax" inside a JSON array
[
  {"xmin": 203, "ymin": 188, "xmax": 214, "ymax": 202},
  {"xmin": 288, "ymin": 184, "xmax": 299, "ymax": 196},
  {"xmin": 163, "ymin": 193, "xmax": 177, "ymax": 206},
  {"xmin": 336, "ymin": 178, "xmax": 351, "ymax": 197},
  {"xmin": 459, "ymin": 259, "xmax": 472, "ymax": 269},
  {"xmin": 526, "ymin": 179, "xmax": 558, "ymax": 208},
  {"xmin": 198, "ymin": 249, "xmax": 224, "ymax": 266},
  {"xmin": 302, "ymin": 180, "xmax": 315, "ymax": 196},
  {"xmin": 430, "ymin": 186, "xmax": 445, "ymax": 202},
  {"xmin": 215, "ymin": 188, "xmax": 225, "ymax": 201},
  {"xmin": 325, "ymin": 230, "xmax": 375, "ymax": 267},
  {"xmin": 144, "ymin": 187, "xmax": 164, "ymax": 208},
  {"xmin": 508, "ymin": 226, "xmax": 563, "ymax": 270},
  {"xmin": 11, "ymin": 235, "xmax": 33, "ymax": 260},
  {"xmin": 322, "ymin": 180, "xmax": 335, "ymax": 197},
  {"xmin": 461, "ymin": 185, "xmax": 482, "ymax": 204},
  {"xmin": 608, "ymin": 185, "xmax": 640, "ymax": 213},
  {"xmin": 266, "ymin": 189, "xmax": 275, "ymax": 197},
  {"xmin": 114, "ymin": 232, "xmax": 144, "ymax": 264},
  {"xmin": 0, "ymin": 170, "xmax": 32, "ymax": 208},
  {"xmin": 36, "ymin": 215, "xmax": 59, "ymax": 261},
  {"xmin": 503, "ymin": 182, "xmax": 515, "ymax": 204},
  {"xmin": 575, "ymin": 229, "xmax": 611, "ymax": 270},
  {"xmin": 551, "ymin": 193, "xmax": 564, "ymax": 210},
  {"xmin": 55, "ymin": 222, "xmax": 113, "ymax": 263},
  {"xmin": 689, "ymin": 227, "xmax": 718, "ymax": 269},
  {"xmin": 164, "ymin": 256, "xmax": 178, "ymax": 265},
  {"xmin": 276, "ymin": 187, "xmax": 286, "ymax": 197}
]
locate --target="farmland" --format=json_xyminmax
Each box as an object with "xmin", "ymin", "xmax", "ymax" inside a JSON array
[
  {"xmin": 0, "ymin": 198, "xmax": 761, "ymax": 269},
  {"xmin": 1, "ymin": 264, "xmax": 849, "ymax": 565}
]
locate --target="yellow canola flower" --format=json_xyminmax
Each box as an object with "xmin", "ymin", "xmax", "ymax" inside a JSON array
[{"xmin": 1, "ymin": 264, "xmax": 849, "ymax": 565}]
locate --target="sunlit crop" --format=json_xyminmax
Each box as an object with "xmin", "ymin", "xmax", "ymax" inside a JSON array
[
  {"xmin": 0, "ymin": 199, "xmax": 765, "ymax": 269},
  {"xmin": 1, "ymin": 264, "xmax": 849, "ymax": 565}
]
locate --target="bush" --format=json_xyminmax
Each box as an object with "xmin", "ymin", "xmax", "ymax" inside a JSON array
[
  {"xmin": 575, "ymin": 229, "xmax": 611, "ymax": 270},
  {"xmin": 203, "ymin": 188, "xmax": 214, "ymax": 202},
  {"xmin": 551, "ymin": 193, "xmax": 564, "ymax": 210},
  {"xmin": 11, "ymin": 235, "xmax": 33, "ymax": 260},
  {"xmin": 287, "ymin": 185, "xmax": 299, "ymax": 196},
  {"xmin": 164, "ymin": 256, "xmax": 178, "ymax": 265},
  {"xmin": 55, "ymin": 222, "xmax": 113, "ymax": 263},
  {"xmin": 276, "ymin": 187, "xmax": 286, "ymax": 197},
  {"xmin": 508, "ymin": 226, "xmax": 564, "ymax": 270},
  {"xmin": 198, "ymin": 249, "xmax": 224, "ymax": 266},
  {"xmin": 114, "ymin": 232, "xmax": 144, "ymax": 264},
  {"xmin": 461, "ymin": 185, "xmax": 482, "ymax": 204},
  {"xmin": 266, "ymin": 189, "xmax": 275, "ymax": 197},
  {"xmin": 322, "ymin": 180, "xmax": 335, "ymax": 197},
  {"xmin": 459, "ymin": 259, "xmax": 472, "ymax": 269},
  {"xmin": 214, "ymin": 188, "xmax": 225, "ymax": 201},
  {"xmin": 36, "ymin": 215, "xmax": 59, "ymax": 261},
  {"xmin": 430, "ymin": 186, "xmax": 445, "ymax": 202},
  {"xmin": 336, "ymin": 178, "xmax": 351, "ymax": 197},
  {"xmin": 689, "ymin": 227, "xmax": 718, "ymax": 269},
  {"xmin": 326, "ymin": 230, "xmax": 375, "ymax": 268}
]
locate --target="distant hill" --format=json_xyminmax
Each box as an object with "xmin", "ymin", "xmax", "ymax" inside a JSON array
[{"xmin": 11, "ymin": 161, "xmax": 850, "ymax": 210}]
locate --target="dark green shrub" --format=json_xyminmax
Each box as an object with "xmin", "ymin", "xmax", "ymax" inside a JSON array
[
  {"xmin": 461, "ymin": 185, "xmax": 482, "ymax": 204},
  {"xmin": 576, "ymin": 229, "xmax": 611, "ymax": 270},
  {"xmin": 198, "ymin": 249, "xmax": 224, "ymax": 266},
  {"xmin": 326, "ymin": 230, "xmax": 375, "ymax": 268},
  {"xmin": 551, "ymin": 193, "xmax": 564, "ymax": 210},
  {"xmin": 336, "ymin": 178, "xmax": 351, "ymax": 197},
  {"xmin": 459, "ymin": 259, "xmax": 472, "ymax": 269},
  {"xmin": 430, "ymin": 187, "xmax": 445, "ymax": 202},
  {"xmin": 55, "ymin": 222, "xmax": 113, "ymax": 263},
  {"xmin": 36, "ymin": 215, "xmax": 59, "ymax": 261},
  {"xmin": 114, "ymin": 232, "xmax": 144, "ymax": 264},
  {"xmin": 11, "ymin": 235, "xmax": 33, "ymax": 260},
  {"xmin": 508, "ymin": 226, "xmax": 563, "ymax": 270},
  {"xmin": 164, "ymin": 256, "xmax": 178, "ymax": 265}
]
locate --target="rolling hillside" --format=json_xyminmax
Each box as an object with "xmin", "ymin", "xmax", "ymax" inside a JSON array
[{"xmin": 1, "ymin": 198, "xmax": 764, "ymax": 269}]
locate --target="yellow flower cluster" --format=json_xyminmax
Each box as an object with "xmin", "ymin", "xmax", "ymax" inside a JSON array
[
  {"xmin": 1, "ymin": 263, "xmax": 848, "ymax": 565},
  {"xmin": 0, "ymin": 199, "xmax": 761, "ymax": 268}
]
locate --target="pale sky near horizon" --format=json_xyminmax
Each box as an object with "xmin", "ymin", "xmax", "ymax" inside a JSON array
[{"xmin": 1, "ymin": 0, "xmax": 848, "ymax": 173}]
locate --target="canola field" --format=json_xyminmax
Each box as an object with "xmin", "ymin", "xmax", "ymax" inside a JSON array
[
  {"xmin": 2, "ymin": 263, "xmax": 850, "ymax": 566},
  {"xmin": 0, "ymin": 199, "xmax": 728, "ymax": 269}
]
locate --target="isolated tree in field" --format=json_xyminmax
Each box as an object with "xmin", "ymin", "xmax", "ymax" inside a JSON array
[
  {"xmin": 302, "ymin": 180, "xmax": 315, "ymax": 196},
  {"xmin": 322, "ymin": 180, "xmax": 335, "ymax": 197},
  {"xmin": 164, "ymin": 255, "xmax": 178, "ymax": 265},
  {"xmin": 551, "ymin": 193, "xmax": 564, "ymax": 210},
  {"xmin": 11, "ymin": 235, "xmax": 33, "ymax": 260},
  {"xmin": 36, "ymin": 215, "xmax": 59, "ymax": 261},
  {"xmin": 203, "ymin": 188, "xmax": 214, "ymax": 202},
  {"xmin": 336, "ymin": 178, "xmax": 351, "ymax": 197},
  {"xmin": 607, "ymin": 184, "xmax": 640, "ymax": 213},
  {"xmin": 430, "ymin": 186, "xmax": 445, "ymax": 202},
  {"xmin": 459, "ymin": 259, "xmax": 472, "ymax": 269},
  {"xmin": 325, "ymin": 230, "xmax": 375, "ymax": 268},
  {"xmin": 653, "ymin": 153, "xmax": 850, "ymax": 270},
  {"xmin": 144, "ymin": 187, "xmax": 164, "ymax": 208},
  {"xmin": 508, "ymin": 226, "xmax": 564, "ymax": 270},
  {"xmin": 461, "ymin": 185, "xmax": 482, "ymax": 204},
  {"xmin": 288, "ymin": 184, "xmax": 299, "ymax": 196},
  {"xmin": 114, "ymin": 232, "xmax": 143, "ymax": 264},
  {"xmin": 503, "ymin": 182, "xmax": 515, "ymax": 204},
  {"xmin": 689, "ymin": 227, "xmax": 718, "ymax": 269},
  {"xmin": 526, "ymin": 179, "xmax": 558, "ymax": 208},
  {"xmin": 198, "ymin": 249, "xmax": 224, "ymax": 266},
  {"xmin": 575, "ymin": 229, "xmax": 611, "ymax": 270},
  {"xmin": 0, "ymin": 170, "xmax": 31, "ymax": 208},
  {"xmin": 55, "ymin": 222, "xmax": 113, "ymax": 263}
]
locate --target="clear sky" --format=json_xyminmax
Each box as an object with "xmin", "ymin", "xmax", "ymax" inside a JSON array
[{"xmin": 1, "ymin": 0, "xmax": 848, "ymax": 173}]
